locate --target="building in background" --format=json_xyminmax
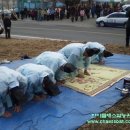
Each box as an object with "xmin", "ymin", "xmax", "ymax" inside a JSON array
[
  {"xmin": 0, "ymin": 0, "xmax": 129, "ymax": 10},
  {"xmin": 0, "ymin": 0, "xmax": 17, "ymax": 10}
]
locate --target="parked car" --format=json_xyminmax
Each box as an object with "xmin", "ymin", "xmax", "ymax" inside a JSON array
[{"xmin": 96, "ymin": 12, "xmax": 128, "ymax": 28}]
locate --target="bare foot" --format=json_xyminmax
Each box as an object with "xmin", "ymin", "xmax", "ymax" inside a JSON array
[{"xmin": 3, "ymin": 111, "xmax": 12, "ymax": 118}]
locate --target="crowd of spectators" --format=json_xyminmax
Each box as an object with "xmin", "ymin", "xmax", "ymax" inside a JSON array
[{"xmin": 0, "ymin": 2, "xmax": 123, "ymax": 22}]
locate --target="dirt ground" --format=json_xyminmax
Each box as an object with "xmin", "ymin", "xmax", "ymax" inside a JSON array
[
  {"xmin": 0, "ymin": 38, "xmax": 130, "ymax": 130},
  {"xmin": 0, "ymin": 38, "xmax": 130, "ymax": 61}
]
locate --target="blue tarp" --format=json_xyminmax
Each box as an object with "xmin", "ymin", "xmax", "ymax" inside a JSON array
[{"xmin": 0, "ymin": 54, "xmax": 130, "ymax": 130}]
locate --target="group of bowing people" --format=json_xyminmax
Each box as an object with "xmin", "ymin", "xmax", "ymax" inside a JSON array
[{"xmin": 0, "ymin": 41, "xmax": 113, "ymax": 118}]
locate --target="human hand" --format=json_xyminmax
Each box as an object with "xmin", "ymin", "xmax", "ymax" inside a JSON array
[
  {"xmin": 84, "ymin": 69, "xmax": 91, "ymax": 76},
  {"xmin": 99, "ymin": 60, "xmax": 105, "ymax": 65},
  {"xmin": 56, "ymin": 80, "xmax": 65, "ymax": 85},
  {"xmin": 77, "ymin": 69, "xmax": 84, "ymax": 78},
  {"xmin": 76, "ymin": 73, "xmax": 84, "ymax": 78}
]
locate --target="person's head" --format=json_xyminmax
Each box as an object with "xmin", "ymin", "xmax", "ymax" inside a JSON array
[
  {"xmin": 43, "ymin": 76, "xmax": 61, "ymax": 96},
  {"xmin": 61, "ymin": 63, "xmax": 76, "ymax": 73},
  {"xmin": 10, "ymin": 87, "xmax": 27, "ymax": 106},
  {"xmin": 103, "ymin": 50, "xmax": 113, "ymax": 57},
  {"xmin": 83, "ymin": 48, "xmax": 100, "ymax": 57}
]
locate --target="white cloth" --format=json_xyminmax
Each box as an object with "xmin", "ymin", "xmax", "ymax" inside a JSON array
[
  {"xmin": 84, "ymin": 42, "xmax": 105, "ymax": 53},
  {"xmin": 58, "ymin": 43, "xmax": 91, "ymax": 69},
  {"xmin": 0, "ymin": 66, "xmax": 27, "ymax": 116},
  {"xmin": 17, "ymin": 63, "xmax": 56, "ymax": 101},
  {"xmin": 84, "ymin": 42, "xmax": 106, "ymax": 63},
  {"xmin": 35, "ymin": 51, "xmax": 68, "ymax": 81}
]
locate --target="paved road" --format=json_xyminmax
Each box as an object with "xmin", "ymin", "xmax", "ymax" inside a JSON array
[{"xmin": 1, "ymin": 18, "xmax": 126, "ymax": 45}]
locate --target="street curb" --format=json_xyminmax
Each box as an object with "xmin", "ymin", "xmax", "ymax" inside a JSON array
[{"xmin": 1, "ymin": 34, "xmax": 79, "ymax": 42}]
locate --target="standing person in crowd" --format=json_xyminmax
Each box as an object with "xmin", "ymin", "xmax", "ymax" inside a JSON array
[
  {"xmin": 84, "ymin": 42, "xmax": 113, "ymax": 64},
  {"xmin": 35, "ymin": 51, "xmax": 76, "ymax": 83},
  {"xmin": 3, "ymin": 14, "xmax": 11, "ymax": 39},
  {"xmin": 80, "ymin": 7, "xmax": 85, "ymax": 21},
  {"xmin": 75, "ymin": 7, "xmax": 79, "ymax": 21},
  {"xmin": 85, "ymin": 5, "xmax": 90, "ymax": 19},
  {"xmin": 66, "ymin": 7, "xmax": 70, "ymax": 19},
  {"xmin": 58, "ymin": 43, "xmax": 100, "ymax": 77},
  {"xmin": 70, "ymin": 6, "xmax": 76, "ymax": 22},
  {"xmin": 91, "ymin": 4, "xmax": 96, "ymax": 18},
  {"xmin": 0, "ymin": 66, "xmax": 27, "ymax": 118},
  {"xmin": 95, "ymin": 4, "xmax": 101, "ymax": 18},
  {"xmin": 126, "ymin": 9, "xmax": 130, "ymax": 47},
  {"xmin": 17, "ymin": 63, "xmax": 61, "ymax": 101}
]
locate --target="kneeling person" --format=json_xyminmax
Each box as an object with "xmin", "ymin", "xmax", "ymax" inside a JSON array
[
  {"xmin": 58, "ymin": 43, "xmax": 100, "ymax": 76},
  {"xmin": 17, "ymin": 63, "xmax": 61, "ymax": 101},
  {"xmin": 35, "ymin": 51, "xmax": 76, "ymax": 83},
  {"xmin": 84, "ymin": 42, "xmax": 113, "ymax": 64},
  {"xmin": 0, "ymin": 66, "xmax": 27, "ymax": 118}
]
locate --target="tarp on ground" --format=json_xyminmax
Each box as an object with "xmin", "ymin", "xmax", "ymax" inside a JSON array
[{"xmin": 0, "ymin": 54, "xmax": 130, "ymax": 130}]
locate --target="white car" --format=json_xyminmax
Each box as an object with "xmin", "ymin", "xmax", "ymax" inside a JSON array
[{"xmin": 96, "ymin": 12, "xmax": 128, "ymax": 28}]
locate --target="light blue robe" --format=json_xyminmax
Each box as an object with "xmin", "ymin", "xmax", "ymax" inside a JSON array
[
  {"xmin": 0, "ymin": 66, "xmax": 27, "ymax": 117},
  {"xmin": 84, "ymin": 42, "xmax": 106, "ymax": 63},
  {"xmin": 58, "ymin": 43, "xmax": 91, "ymax": 70},
  {"xmin": 35, "ymin": 51, "xmax": 69, "ymax": 81},
  {"xmin": 17, "ymin": 63, "xmax": 56, "ymax": 101}
]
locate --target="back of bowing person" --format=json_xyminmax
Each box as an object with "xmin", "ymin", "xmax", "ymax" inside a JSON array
[
  {"xmin": 35, "ymin": 51, "xmax": 76, "ymax": 83},
  {"xmin": 84, "ymin": 42, "xmax": 113, "ymax": 64},
  {"xmin": 0, "ymin": 66, "xmax": 27, "ymax": 118},
  {"xmin": 58, "ymin": 43, "xmax": 100, "ymax": 77},
  {"xmin": 16, "ymin": 63, "xmax": 61, "ymax": 102}
]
